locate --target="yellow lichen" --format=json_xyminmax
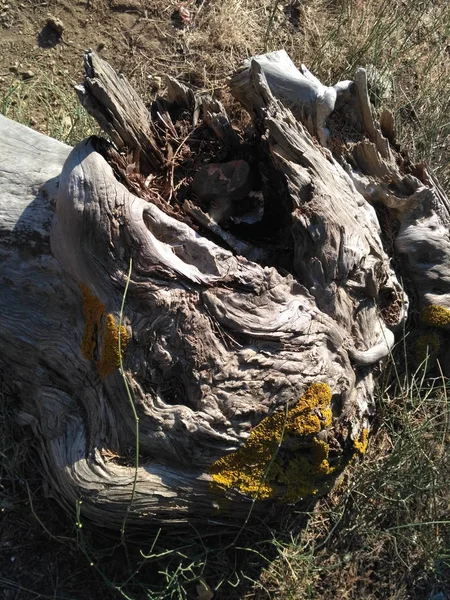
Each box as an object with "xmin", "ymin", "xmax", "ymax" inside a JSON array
[
  {"xmin": 321, "ymin": 406, "xmax": 333, "ymax": 428},
  {"xmin": 420, "ymin": 305, "xmax": 450, "ymax": 327},
  {"xmin": 209, "ymin": 383, "xmax": 335, "ymax": 501},
  {"xmin": 96, "ymin": 314, "xmax": 130, "ymax": 379},
  {"xmin": 80, "ymin": 284, "xmax": 130, "ymax": 379},
  {"xmin": 280, "ymin": 438, "xmax": 335, "ymax": 501},
  {"xmin": 353, "ymin": 428, "xmax": 369, "ymax": 455}
]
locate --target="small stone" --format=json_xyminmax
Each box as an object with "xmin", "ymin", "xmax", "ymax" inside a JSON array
[
  {"xmin": 46, "ymin": 14, "xmax": 64, "ymax": 36},
  {"xmin": 192, "ymin": 160, "xmax": 252, "ymax": 203},
  {"xmin": 150, "ymin": 75, "xmax": 161, "ymax": 92},
  {"xmin": 21, "ymin": 70, "xmax": 34, "ymax": 80},
  {"xmin": 110, "ymin": 0, "xmax": 142, "ymax": 10}
]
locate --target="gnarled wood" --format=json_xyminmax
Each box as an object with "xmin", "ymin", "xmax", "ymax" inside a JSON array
[
  {"xmin": 230, "ymin": 50, "xmax": 354, "ymax": 146},
  {"xmin": 1, "ymin": 50, "xmax": 448, "ymax": 528}
]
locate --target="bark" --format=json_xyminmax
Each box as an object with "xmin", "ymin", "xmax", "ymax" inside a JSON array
[{"xmin": 1, "ymin": 50, "xmax": 448, "ymax": 528}]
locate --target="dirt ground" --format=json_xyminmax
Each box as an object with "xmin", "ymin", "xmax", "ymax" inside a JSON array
[
  {"xmin": 0, "ymin": 0, "xmax": 198, "ymax": 87},
  {"xmin": 0, "ymin": 0, "xmax": 277, "ymax": 135}
]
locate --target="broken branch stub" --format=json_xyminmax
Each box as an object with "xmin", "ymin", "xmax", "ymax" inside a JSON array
[
  {"xmin": 75, "ymin": 51, "xmax": 163, "ymax": 174},
  {"xmin": 1, "ymin": 49, "xmax": 448, "ymax": 528}
]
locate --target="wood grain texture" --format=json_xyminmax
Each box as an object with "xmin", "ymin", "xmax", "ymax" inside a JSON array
[
  {"xmin": 2, "ymin": 50, "xmax": 448, "ymax": 528},
  {"xmin": 75, "ymin": 51, "xmax": 163, "ymax": 174}
]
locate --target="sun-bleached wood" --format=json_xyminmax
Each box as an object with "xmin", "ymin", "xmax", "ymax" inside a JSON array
[
  {"xmin": 1, "ymin": 50, "xmax": 448, "ymax": 528},
  {"xmin": 230, "ymin": 50, "xmax": 354, "ymax": 146},
  {"xmin": 75, "ymin": 51, "xmax": 163, "ymax": 174},
  {"xmin": 0, "ymin": 122, "xmax": 360, "ymax": 526}
]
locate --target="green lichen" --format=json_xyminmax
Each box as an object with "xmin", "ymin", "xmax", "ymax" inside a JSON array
[
  {"xmin": 209, "ymin": 383, "xmax": 336, "ymax": 501},
  {"xmin": 415, "ymin": 332, "xmax": 441, "ymax": 366},
  {"xmin": 80, "ymin": 284, "xmax": 130, "ymax": 379},
  {"xmin": 420, "ymin": 305, "xmax": 450, "ymax": 327}
]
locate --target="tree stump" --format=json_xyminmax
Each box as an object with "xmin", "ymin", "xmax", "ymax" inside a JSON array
[{"xmin": 1, "ymin": 50, "xmax": 449, "ymax": 528}]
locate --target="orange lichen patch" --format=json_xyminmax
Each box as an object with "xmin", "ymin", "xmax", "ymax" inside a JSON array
[
  {"xmin": 80, "ymin": 283, "xmax": 105, "ymax": 361},
  {"xmin": 420, "ymin": 305, "xmax": 450, "ymax": 327},
  {"xmin": 96, "ymin": 314, "xmax": 130, "ymax": 379},
  {"xmin": 80, "ymin": 284, "xmax": 130, "ymax": 379},
  {"xmin": 210, "ymin": 452, "xmax": 277, "ymax": 499},
  {"xmin": 353, "ymin": 428, "xmax": 369, "ymax": 455},
  {"xmin": 210, "ymin": 383, "xmax": 335, "ymax": 501}
]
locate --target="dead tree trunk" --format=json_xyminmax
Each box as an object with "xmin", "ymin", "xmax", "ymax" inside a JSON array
[{"xmin": 1, "ymin": 50, "xmax": 448, "ymax": 528}]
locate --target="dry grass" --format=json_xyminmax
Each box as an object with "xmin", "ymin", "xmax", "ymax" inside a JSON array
[
  {"xmin": 2, "ymin": 0, "xmax": 449, "ymax": 183},
  {"xmin": 181, "ymin": 0, "xmax": 450, "ymax": 186},
  {"xmin": 0, "ymin": 72, "xmax": 98, "ymax": 145}
]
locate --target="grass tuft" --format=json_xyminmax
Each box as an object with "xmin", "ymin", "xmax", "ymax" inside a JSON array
[{"xmin": 0, "ymin": 72, "xmax": 98, "ymax": 145}]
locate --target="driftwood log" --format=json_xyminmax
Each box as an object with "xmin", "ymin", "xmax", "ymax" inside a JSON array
[{"xmin": 1, "ymin": 50, "xmax": 449, "ymax": 529}]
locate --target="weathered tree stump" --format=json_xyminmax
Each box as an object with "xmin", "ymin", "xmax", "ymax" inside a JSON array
[{"xmin": 1, "ymin": 50, "xmax": 449, "ymax": 528}]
